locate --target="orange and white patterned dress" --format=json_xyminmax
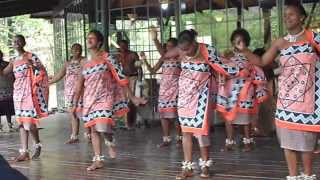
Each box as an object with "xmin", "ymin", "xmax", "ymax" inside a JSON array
[
  {"xmin": 158, "ymin": 57, "xmax": 181, "ymax": 119},
  {"xmin": 12, "ymin": 52, "xmax": 48, "ymax": 128},
  {"xmin": 82, "ymin": 51, "xmax": 129, "ymax": 129},
  {"xmin": 216, "ymin": 53, "xmax": 268, "ymax": 124},
  {"xmin": 65, "ymin": 60, "xmax": 83, "ymax": 109},
  {"xmin": 178, "ymin": 43, "xmax": 240, "ymax": 136},
  {"xmin": 274, "ymin": 30, "xmax": 320, "ymax": 151},
  {"xmin": 275, "ymin": 30, "xmax": 320, "ymax": 132}
]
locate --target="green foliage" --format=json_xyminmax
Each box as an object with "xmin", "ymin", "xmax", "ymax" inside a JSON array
[{"xmin": 0, "ymin": 15, "xmax": 53, "ymax": 59}]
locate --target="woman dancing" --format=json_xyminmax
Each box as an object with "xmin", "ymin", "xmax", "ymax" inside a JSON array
[
  {"xmin": 72, "ymin": 30, "xmax": 146, "ymax": 171},
  {"xmin": 49, "ymin": 43, "xmax": 89, "ymax": 144},
  {"xmin": 0, "ymin": 35, "xmax": 49, "ymax": 161},
  {"xmin": 218, "ymin": 28, "xmax": 268, "ymax": 152},
  {"xmin": 140, "ymin": 28, "xmax": 182, "ymax": 148},
  {"xmin": 235, "ymin": 3, "xmax": 319, "ymax": 179}
]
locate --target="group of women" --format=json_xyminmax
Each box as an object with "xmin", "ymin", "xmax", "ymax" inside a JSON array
[{"xmin": 0, "ymin": 2, "xmax": 319, "ymax": 180}]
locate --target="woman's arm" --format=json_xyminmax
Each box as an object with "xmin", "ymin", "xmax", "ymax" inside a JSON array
[
  {"xmin": 0, "ymin": 62, "xmax": 13, "ymax": 76},
  {"xmin": 49, "ymin": 62, "xmax": 67, "ymax": 84},
  {"xmin": 153, "ymin": 38, "xmax": 166, "ymax": 56},
  {"xmin": 162, "ymin": 47, "xmax": 180, "ymax": 59},
  {"xmin": 140, "ymin": 52, "xmax": 163, "ymax": 74},
  {"xmin": 123, "ymin": 85, "xmax": 147, "ymax": 106},
  {"xmin": 150, "ymin": 27, "xmax": 166, "ymax": 56},
  {"xmin": 237, "ymin": 39, "xmax": 281, "ymax": 67}
]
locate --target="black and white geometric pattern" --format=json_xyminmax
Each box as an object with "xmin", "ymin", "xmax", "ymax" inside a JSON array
[
  {"xmin": 181, "ymin": 62, "xmax": 210, "ymax": 72},
  {"xmin": 83, "ymin": 110, "xmax": 113, "ymax": 122},
  {"xmin": 15, "ymin": 109, "xmax": 37, "ymax": 118},
  {"xmin": 82, "ymin": 63, "xmax": 108, "ymax": 76},
  {"xmin": 312, "ymin": 31, "xmax": 320, "ymax": 45},
  {"xmin": 239, "ymin": 100, "xmax": 254, "ymax": 109},
  {"xmin": 256, "ymin": 90, "xmax": 267, "ymax": 99},
  {"xmin": 179, "ymin": 83, "xmax": 208, "ymax": 128},
  {"xmin": 275, "ymin": 62, "xmax": 320, "ymax": 125},
  {"xmin": 216, "ymin": 79, "xmax": 245, "ymax": 111},
  {"xmin": 206, "ymin": 44, "xmax": 239, "ymax": 75},
  {"xmin": 280, "ymin": 43, "xmax": 313, "ymax": 57},
  {"xmin": 113, "ymin": 100, "xmax": 128, "ymax": 113},
  {"xmin": 108, "ymin": 55, "xmax": 127, "ymax": 81},
  {"xmin": 36, "ymin": 88, "xmax": 48, "ymax": 113},
  {"xmin": 159, "ymin": 101, "xmax": 178, "ymax": 108},
  {"xmin": 162, "ymin": 61, "xmax": 181, "ymax": 69},
  {"xmin": 13, "ymin": 64, "xmax": 28, "ymax": 73}
]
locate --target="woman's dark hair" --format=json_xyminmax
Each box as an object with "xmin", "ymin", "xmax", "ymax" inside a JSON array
[
  {"xmin": 230, "ymin": 28, "xmax": 251, "ymax": 47},
  {"xmin": 71, "ymin": 43, "xmax": 82, "ymax": 52},
  {"xmin": 0, "ymin": 50, "xmax": 3, "ymax": 58},
  {"xmin": 285, "ymin": 1, "xmax": 307, "ymax": 18},
  {"xmin": 88, "ymin": 30, "xmax": 104, "ymax": 48},
  {"xmin": 253, "ymin": 48, "xmax": 265, "ymax": 57},
  {"xmin": 118, "ymin": 39, "xmax": 129, "ymax": 45},
  {"xmin": 15, "ymin": 34, "xmax": 26, "ymax": 45},
  {"xmin": 167, "ymin": 38, "xmax": 178, "ymax": 46},
  {"xmin": 178, "ymin": 29, "xmax": 198, "ymax": 45}
]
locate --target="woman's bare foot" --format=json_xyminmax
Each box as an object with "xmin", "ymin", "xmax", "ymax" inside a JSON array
[
  {"xmin": 87, "ymin": 155, "xmax": 104, "ymax": 171},
  {"xmin": 31, "ymin": 143, "xmax": 42, "ymax": 159},
  {"xmin": 157, "ymin": 136, "xmax": 172, "ymax": 148},
  {"xmin": 176, "ymin": 169, "xmax": 194, "ymax": 180},
  {"xmin": 176, "ymin": 161, "xmax": 195, "ymax": 180},
  {"xmin": 65, "ymin": 138, "xmax": 80, "ymax": 144},
  {"xmin": 199, "ymin": 159, "xmax": 212, "ymax": 179},
  {"xmin": 221, "ymin": 139, "xmax": 236, "ymax": 152},
  {"xmin": 176, "ymin": 136, "xmax": 182, "ymax": 148},
  {"xmin": 108, "ymin": 146, "xmax": 117, "ymax": 159},
  {"xmin": 15, "ymin": 150, "xmax": 30, "ymax": 162},
  {"xmin": 242, "ymin": 138, "xmax": 253, "ymax": 152},
  {"xmin": 84, "ymin": 132, "xmax": 91, "ymax": 143},
  {"xmin": 65, "ymin": 135, "xmax": 79, "ymax": 144},
  {"xmin": 105, "ymin": 139, "xmax": 117, "ymax": 159}
]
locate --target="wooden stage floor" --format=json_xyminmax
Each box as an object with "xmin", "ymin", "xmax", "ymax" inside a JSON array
[{"xmin": 0, "ymin": 113, "xmax": 319, "ymax": 180}]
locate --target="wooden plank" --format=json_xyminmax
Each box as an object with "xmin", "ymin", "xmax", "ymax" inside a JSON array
[{"xmin": 0, "ymin": 113, "xmax": 319, "ymax": 179}]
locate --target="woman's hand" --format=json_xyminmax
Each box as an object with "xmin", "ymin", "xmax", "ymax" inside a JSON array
[
  {"xmin": 131, "ymin": 96, "xmax": 147, "ymax": 106},
  {"xmin": 149, "ymin": 26, "xmax": 158, "ymax": 41},
  {"xmin": 140, "ymin": 51, "xmax": 146, "ymax": 60},
  {"xmin": 48, "ymin": 76, "xmax": 54, "ymax": 85}
]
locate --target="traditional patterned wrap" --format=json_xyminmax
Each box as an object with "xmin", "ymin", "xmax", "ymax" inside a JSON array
[
  {"xmin": 12, "ymin": 52, "xmax": 49, "ymax": 124},
  {"xmin": 216, "ymin": 53, "xmax": 268, "ymax": 121},
  {"xmin": 81, "ymin": 51, "xmax": 129, "ymax": 128},
  {"xmin": 65, "ymin": 61, "xmax": 83, "ymax": 110},
  {"xmin": 178, "ymin": 43, "xmax": 240, "ymax": 135},
  {"xmin": 275, "ymin": 30, "xmax": 320, "ymax": 132},
  {"xmin": 158, "ymin": 57, "xmax": 181, "ymax": 114}
]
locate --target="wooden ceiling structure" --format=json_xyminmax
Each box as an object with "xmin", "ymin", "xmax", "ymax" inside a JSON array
[{"xmin": 0, "ymin": 0, "xmax": 60, "ymax": 17}]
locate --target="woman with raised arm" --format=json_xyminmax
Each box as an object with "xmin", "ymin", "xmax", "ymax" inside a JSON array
[
  {"xmin": 218, "ymin": 28, "xmax": 268, "ymax": 152},
  {"xmin": 235, "ymin": 3, "xmax": 319, "ymax": 180},
  {"xmin": 0, "ymin": 35, "xmax": 49, "ymax": 162},
  {"xmin": 49, "ymin": 43, "xmax": 89, "ymax": 144},
  {"xmin": 140, "ymin": 28, "xmax": 182, "ymax": 148},
  {"xmin": 72, "ymin": 30, "xmax": 146, "ymax": 171},
  {"xmin": 162, "ymin": 29, "xmax": 245, "ymax": 179}
]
